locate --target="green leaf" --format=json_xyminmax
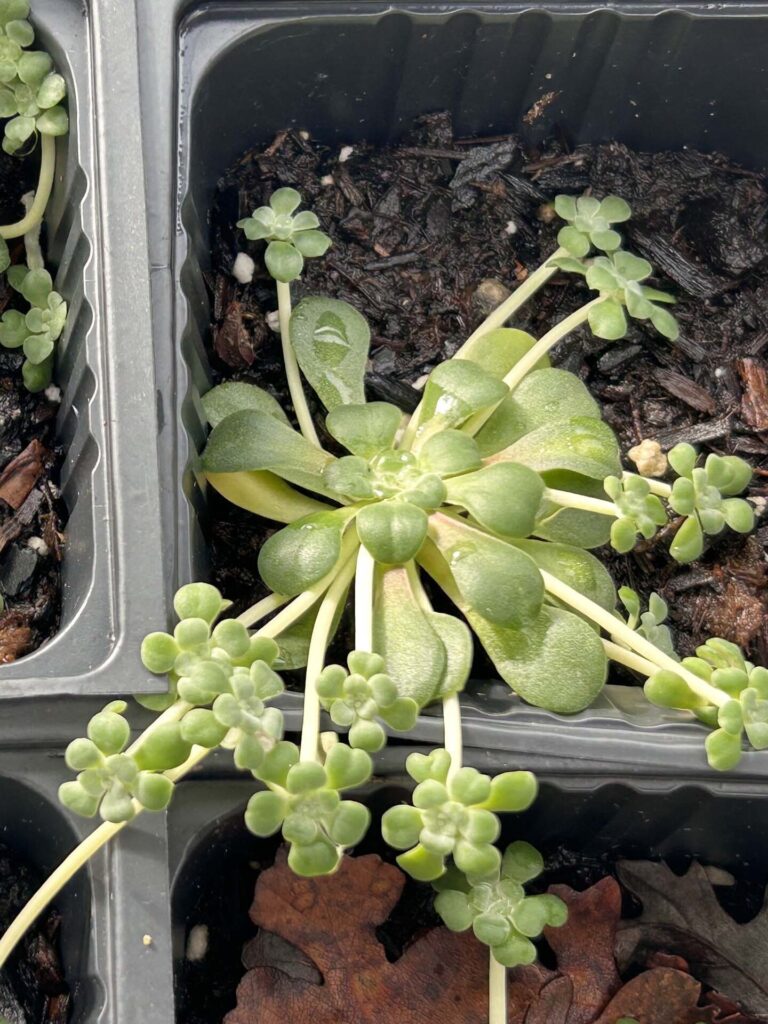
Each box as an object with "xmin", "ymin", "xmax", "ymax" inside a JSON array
[
  {"xmin": 22, "ymin": 333, "xmax": 53, "ymax": 364},
  {"xmin": 459, "ymin": 327, "xmax": 548, "ymax": 381},
  {"xmin": 324, "ymin": 743, "xmax": 372, "ymax": 790},
  {"xmin": 274, "ymin": 595, "xmax": 347, "ymax": 671},
  {"xmin": 133, "ymin": 724, "xmax": 192, "ymax": 772},
  {"xmin": 264, "ymin": 240, "xmax": 303, "ymax": 282},
  {"xmin": 293, "ymin": 229, "xmax": 332, "ymax": 258},
  {"xmin": 469, "ymin": 605, "xmax": 608, "ymax": 713},
  {"xmin": 558, "ymin": 225, "xmax": 590, "ymax": 258},
  {"xmin": 202, "ymin": 381, "xmax": 289, "ymax": 429},
  {"xmin": 180, "ymin": 708, "xmax": 229, "ymax": 748},
  {"xmin": 287, "ymin": 839, "xmax": 341, "ymax": 877},
  {"xmin": 373, "ymin": 565, "xmax": 447, "ymax": 707},
  {"xmin": 269, "ymin": 187, "xmax": 302, "ymax": 215},
  {"xmin": 475, "ymin": 368, "xmax": 600, "ymax": 457},
  {"xmin": 258, "ymin": 508, "xmax": 352, "ymax": 597},
  {"xmin": 202, "ymin": 409, "xmax": 335, "ymax": 494},
  {"xmin": 434, "ymin": 890, "xmax": 473, "ymax": 932},
  {"xmin": 420, "ymin": 359, "xmax": 508, "ymax": 431},
  {"xmin": 478, "ymin": 771, "xmax": 538, "ymax": 813},
  {"xmin": 430, "ymin": 514, "xmax": 543, "ymax": 627},
  {"xmin": 35, "ymin": 104, "xmax": 68, "ymax": 136},
  {"xmin": 290, "ymin": 296, "xmax": 370, "ymax": 411},
  {"xmin": 588, "ymin": 298, "xmax": 628, "ymax": 340},
  {"xmin": 19, "ymin": 267, "xmax": 52, "ymax": 308},
  {"xmin": 16, "ymin": 49, "xmax": 50, "ymax": 86},
  {"xmin": 325, "ymin": 401, "xmax": 401, "ymax": 458},
  {"xmin": 381, "ymin": 803, "xmax": 423, "ymax": 850},
  {"xmin": 245, "ymin": 790, "xmax": 287, "ymax": 836},
  {"xmin": 427, "ymin": 612, "xmax": 473, "ymax": 699},
  {"xmin": 22, "ymin": 355, "xmax": 52, "ymax": 393},
  {"xmin": 356, "ymin": 501, "xmax": 427, "ymax": 565},
  {"xmin": 206, "ymin": 469, "xmax": 331, "ymax": 524},
  {"xmin": 669, "ymin": 515, "xmax": 704, "ymax": 564},
  {"xmin": 326, "ymin": 800, "xmax": 370, "ymax": 845},
  {"xmin": 418, "ymin": 430, "xmax": 482, "ymax": 476},
  {"xmin": 133, "ymin": 773, "xmax": 174, "ymax": 812},
  {"xmin": 0, "ymin": 309, "xmax": 27, "ymax": 348},
  {"xmin": 444, "ymin": 462, "xmax": 543, "ymax": 538},
  {"xmin": 705, "ymin": 728, "xmax": 743, "ymax": 772},
  {"xmin": 502, "ymin": 840, "xmax": 544, "ymax": 883},
  {"xmin": 36, "ymin": 72, "xmax": 66, "ymax": 109},
  {"xmin": 533, "ymin": 472, "xmax": 613, "ymax": 548},
  {"xmin": 512, "ymin": 539, "xmax": 617, "ymax": 616},
  {"xmin": 396, "ymin": 844, "xmax": 446, "ymax": 882},
  {"xmin": 490, "ymin": 416, "xmax": 621, "ymax": 480}
]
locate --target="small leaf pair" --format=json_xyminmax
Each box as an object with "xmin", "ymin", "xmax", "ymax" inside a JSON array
[
  {"xmin": 381, "ymin": 749, "xmax": 538, "ymax": 881},
  {"xmin": 434, "ymin": 840, "xmax": 567, "ymax": 966},
  {"xmin": 245, "ymin": 742, "xmax": 372, "ymax": 876},
  {"xmin": 316, "ymin": 650, "xmax": 418, "ymax": 751},
  {"xmin": 59, "ymin": 701, "xmax": 185, "ymax": 823},
  {"xmin": 645, "ymin": 637, "xmax": 768, "ymax": 769},
  {"xmin": 618, "ymin": 587, "xmax": 678, "ymax": 660},
  {"xmin": 667, "ymin": 443, "xmax": 754, "ymax": 563},
  {"xmin": 585, "ymin": 252, "xmax": 679, "ymax": 342},
  {"xmin": 237, "ymin": 187, "xmax": 331, "ymax": 282},
  {"xmin": 0, "ymin": 266, "xmax": 67, "ymax": 391}
]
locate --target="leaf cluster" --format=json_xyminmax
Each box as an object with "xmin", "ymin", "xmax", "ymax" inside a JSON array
[
  {"xmin": 237, "ymin": 187, "xmax": 331, "ymax": 282},
  {"xmin": 434, "ymin": 840, "xmax": 567, "ymax": 966},
  {"xmin": 0, "ymin": 264, "xmax": 66, "ymax": 389}
]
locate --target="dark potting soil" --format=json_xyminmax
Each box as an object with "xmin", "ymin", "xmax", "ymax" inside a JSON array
[
  {"xmin": 0, "ymin": 150, "xmax": 66, "ymax": 664},
  {"xmin": 205, "ymin": 113, "xmax": 768, "ymax": 681},
  {"xmin": 0, "ymin": 843, "xmax": 69, "ymax": 1023}
]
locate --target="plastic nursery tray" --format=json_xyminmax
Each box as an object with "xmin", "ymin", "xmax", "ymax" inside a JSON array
[
  {"xmin": 0, "ymin": 0, "xmax": 165, "ymax": 698},
  {"xmin": 4, "ymin": 699, "xmax": 767, "ymax": 1024},
  {"xmin": 136, "ymin": 0, "xmax": 768, "ymax": 771}
]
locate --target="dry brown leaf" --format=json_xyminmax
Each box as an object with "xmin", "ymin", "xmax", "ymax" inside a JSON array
[
  {"xmin": 591, "ymin": 967, "xmax": 707, "ymax": 1024},
  {"xmin": 0, "ymin": 440, "xmax": 45, "ymax": 511}
]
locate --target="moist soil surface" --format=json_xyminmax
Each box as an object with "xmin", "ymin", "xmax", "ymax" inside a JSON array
[
  {"xmin": 205, "ymin": 112, "xmax": 768, "ymax": 676},
  {"xmin": 0, "ymin": 150, "xmax": 65, "ymax": 664}
]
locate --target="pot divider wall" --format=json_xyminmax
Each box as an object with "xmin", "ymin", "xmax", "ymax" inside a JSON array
[
  {"xmin": 134, "ymin": 0, "xmax": 768, "ymax": 775},
  {"xmin": 0, "ymin": 0, "xmax": 165, "ymax": 698}
]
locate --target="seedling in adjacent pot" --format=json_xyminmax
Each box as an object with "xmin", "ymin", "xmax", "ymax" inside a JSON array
[
  {"xmin": 2, "ymin": 185, "xmax": 766, "ymax": 1024},
  {"xmin": 0, "ymin": 0, "xmax": 69, "ymax": 390}
]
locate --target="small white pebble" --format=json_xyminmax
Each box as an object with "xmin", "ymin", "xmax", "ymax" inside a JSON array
[
  {"xmin": 749, "ymin": 495, "xmax": 767, "ymax": 517},
  {"xmin": 44, "ymin": 384, "xmax": 61, "ymax": 403},
  {"xmin": 186, "ymin": 924, "xmax": 208, "ymax": 962},
  {"xmin": 266, "ymin": 310, "xmax": 280, "ymax": 332},
  {"xmin": 339, "ymin": 145, "xmax": 354, "ymax": 163},
  {"xmin": 299, "ymin": 130, "xmax": 310, "ymax": 141},
  {"xmin": 504, "ymin": 220, "xmax": 517, "ymax": 235},
  {"xmin": 544, "ymin": 72, "xmax": 552, "ymax": 80},
  {"xmin": 142, "ymin": 934, "xmax": 153, "ymax": 947},
  {"xmin": 232, "ymin": 252, "xmax": 255, "ymax": 285},
  {"xmin": 320, "ymin": 174, "xmax": 335, "ymax": 186},
  {"xmin": 714, "ymin": 366, "xmax": 726, "ymax": 378},
  {"xmin": 413, "ymin": 373, "xmax": 430, "ymax": 391},
  {"xmin": 26, "ymin": 537, "xmax": 49, "ymax": 557},
  {"xmin": 627, "ymin": 438, "xmax": 668, "ymax": 478}
]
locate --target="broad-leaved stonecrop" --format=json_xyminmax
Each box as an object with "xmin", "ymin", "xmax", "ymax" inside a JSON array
[
  {"xmin": 2, "ymin": 185, "xmax": 766, "ymax": 1024},
  {"xmin": 0, "ymin": 0, "xmax": 70, "ymax": 390}
]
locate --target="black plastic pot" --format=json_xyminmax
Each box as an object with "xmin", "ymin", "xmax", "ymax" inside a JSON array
[
  {"xmin": 133, "ymin": 0, "xmax": 768, "ymax": 776},
  {"xmin": 0, "ymin": 0, "xmax": 166, "ymax": 698}
]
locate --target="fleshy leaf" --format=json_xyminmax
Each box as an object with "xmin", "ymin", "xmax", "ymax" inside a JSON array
[
  {"xmin": 206, "ymin": 470, "xmax": 332, "ymax": 524},
  {"xmin": 325, "ymin": 401, "xmax": 402, "ymax": 458},
  {"xmin": 429, "ymin": 514, "xmax": 543, "ymax": 628},
  {"xmin": 512, "ymin": 539, "xmax": 617, "ymax": 616},
  {"xmin": 202, "ymin": 409, "xmax": 336, "ymax": 495},
  {"xmin": 420, "ymin": 359, "xmax": 508, "ymax": 431},
  {"xmin": 533, "ymin": 472, "xmax": 613, "ymax": 548},
  {"xmin": 356, "ymin": 501, "xmax": 428, "ymax": 565},
  {"xmin": 290, "ymin": 296, "xmax": 370, "ymax": 410},
  {"xmin": 373, "ymin": 565, "xmax": 447, "ymax": 707},
  {"xmin": 202, "ymin": 381, "xmax": 290, "ymax": 429},
  {"xmin": 459, "ymin": 327, "xmax": 549, "ymax": 380},
  {"xmin": 475, "ymin": 368, "xmax": 600, "ymax": 457},
  {"xmin": 426, "ymin": 611, "xmax": 473, "ymax": 699},
  {"xmin": 258, "ymin": 509, "xmax": 353, "ymax": 596},
  {"xmin": 488, "ymin": 416, "xmax": 621, "ymax": 480},
  {"xmin": 444, "ymin": 462, "xmax": 543, "ymax": 538}
]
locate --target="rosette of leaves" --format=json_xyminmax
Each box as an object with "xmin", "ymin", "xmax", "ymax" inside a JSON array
[
  {"xmin": 201, "ymin": 306, "xmax": 627, "ymax": 716},
  {"xmin": 645, "ymin": 638, "xmax": 768, "ymax": 770},
  {"xmin": 604, "ymin": 473, "xmax": 668, "ymax": 553},
  {"xmin": 180, "ymin": 661, "xmax": 285, "ymax": 771},
  {"xmin": 0, "ymin": 0, "xmax": 68, "ymax": 155},
  {"xmin": 433, "ymin": 840, "xmax": 567, "ymax": 966},
  {"xmin": 0, "ymin": 264, "xmax": 66, "ymax": 390},
  {"xmin": 139, "ymin": 581, "xmax": 277, "ymax": 711},
  {"xmin": 59, "ymin": 701, "xmax": 190, "ymax": 823},
  {"xmin": 380, "ymin": 749, "xmax": 538, "ymax": 882},
  {"xmin": 245, "ymin": 741, "xmax": 372, "ymax": 876},
  {"xmin": 316, "ymin": 650, "xmax": 419, "ymax": 752},
  {"xmin": 618, "ymin": 587, "xmax": 678, "ymax": 660},
  {"xmin": 237, "ymin": 187, "xmax": 331, "ymax": 282},
  {"xmin": 554, "ymin": 193, "xmax": 631, "ymax": 257},
  {"xmin": 666, "ymin": 443, "xmax": 754, "ymax": 563}
]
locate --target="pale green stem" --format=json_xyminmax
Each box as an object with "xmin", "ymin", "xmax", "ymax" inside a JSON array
[
  {"xmin": 542, "ymin": 487, "xmax": 618, "ymax": 518},
  {"xmin": 236, "ymin": 591, "xmax": 289, "ymax": 628},
  {"xmin": 401, "ymin": 250, "xmax": 566, "ymax": 450},
  {"xmin": 539, "ymin": 569, "xmax": 727, "ymax": 707},
  {"xmin": 602, "ymin": 639, "xmax": 660, "ymax": 678},
  {"xmin": 22, "ymin": 192, "xmax": 44, "ymax": 271},
  {"xmin": 354, "ymin": 545, "xmax": 375, "ymax": 651},
  {"xmin": 276, "ymin": 280, "xmax": 320, "ymax": 448},
  {"xmin": 0, "ymin": 134, "xmax": 56, "ymax": 240},
  {"xmin": 488, "ymin": 954, "xmax": 507, "ymax": 1024},
  {"xmin": 502, "ymin": 298, "xmax": 602, "ymax": 395},
  {"xmin": 442, "ymin": 692, "xmax": 463, "ymax": 786},
  {"xmin": 299, "ymin": 551, "xmax": 359, "ymax": 762},
  {"xmin": 0, "ymin": 742, "xmax": 210, "ymax": 971},
  {"xmin": 623, "ymin": 472, "xmax": 672, "ymax": 498}
]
